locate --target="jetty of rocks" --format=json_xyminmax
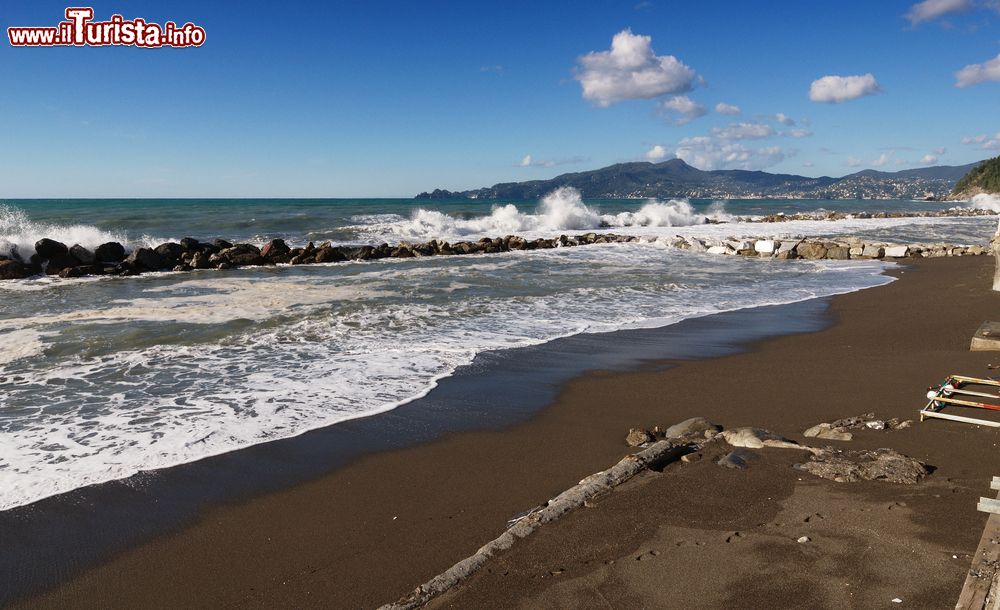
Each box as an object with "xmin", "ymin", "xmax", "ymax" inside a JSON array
[{"xmin": 0, "ymin": 214, "xmax": 994, "ymax": 281}]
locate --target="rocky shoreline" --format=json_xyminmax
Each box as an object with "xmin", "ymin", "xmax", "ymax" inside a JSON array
[
  {"xmin": 0, "ymin": 206, "xmax": 996, "ymax": 281},
  {"xmin": 0, "ymin": 228, "xmax": 992, "ymax": 282}
]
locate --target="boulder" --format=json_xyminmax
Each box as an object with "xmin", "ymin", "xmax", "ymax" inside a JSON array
[
  {"xmin": 664, "ymin": 417, "xmax": 720, "ymax": 439},
  {"xmin": 69, "ymin": 244, "xmax": 96, "ymax": 264},
  {"xmin": 95, "ymin": 242, "xmax": 126, "ymax": 263},
  {"xmin": 180, "ymin": 237, "xmax": 202, "ymax": 252},
  {"xmin": 213, "ymin": 239, "xmax": 234, "ymax": 250},
  {"xmin": 315, "ymin": 246, "xmax": 347, "ymax": 263},
  {"xmin": 802, "ymin": 423, "xmax": 853, "ymax": 442},
  {"xmin": 754, "ymin": 240, "xmax": 776, "ymax": 254},
  {"xmin": 795, "ymin": 449, "xmax": 928, "ymax": 484},
  {"xmin": 706, "ymin": 245, "xmax": 731, "ymax": 255},
  {"xmin": 796, "ymin": 242, "xmax": 827, "ymax": 260},
  {"xmin": 154, "ymin": 242, "xmax": 186, "ymax": 264},
  {"xmin": 883, "ymin": 245, "xmax": 909, "ymax": 258},
  {"xmin": 625, "ymin": 428, "xmax": 654, "ymax": 447},
  {"xmin": 717, "ymin": 450, "xmax": 750, "ymax": 469},
  {"xmin": 825, "ymin": 246, "xmax": 850, "ymax": 260},
  {"xmin": 191, "ymin": 252, "xmax": 211, "ymax": 269},
  {"xmin": 34, "ymin": 238, "xmax": 68, "ymax": 260},
  {"xmin": 261, "ymin": 239, "xmax": 291, "ymax": 259},
  {"xmin": 0, "ymin": 259, "xmax": 30, "ymax": 280},
  {"xmin": 44, "ymin": 252, "xmax": 79, "ymax": 275},
  {"xmin": 126, "ymin": 247, "xmax": 169, "ymax": 271},
  {"xmin": 861, "ymin": 244, "xmax": 884, "ymax": 259}
]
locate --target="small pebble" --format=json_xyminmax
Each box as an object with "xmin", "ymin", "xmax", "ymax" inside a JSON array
[
  {"xmin": 797, "ymin": 536, "xmax": 810, "ymax": 543},
  {"xmin": 891, "ymin": 598, "xmax": 903, "ymax": 603}
]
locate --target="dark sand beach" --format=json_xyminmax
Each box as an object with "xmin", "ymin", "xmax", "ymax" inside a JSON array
[{"xmin": 13, "ymin": 255, "xmax": 1000, "ymax": 609}]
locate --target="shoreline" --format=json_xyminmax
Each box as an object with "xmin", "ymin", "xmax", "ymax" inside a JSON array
[
  {"xmin": 2, "ymin": 284, "xmax": 839, "ymax": 606},
  {"xmin": 9, "ymin": 255, "xmax": 1000, "ymax": 608}
]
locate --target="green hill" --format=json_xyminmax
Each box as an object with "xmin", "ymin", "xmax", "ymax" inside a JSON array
[{"xmin": 953, "ymin": 156, "xmax": 1000, "ymax": 198}]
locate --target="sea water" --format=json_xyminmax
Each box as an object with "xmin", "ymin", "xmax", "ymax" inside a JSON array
[{"xmin": 0, "ymin": 190, "xmax": 996, "ymax": 510}]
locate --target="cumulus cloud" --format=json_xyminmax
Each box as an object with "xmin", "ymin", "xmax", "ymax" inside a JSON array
[
  {"xmin": 646, "ymin": 144, "xmax": 669, "ymax": 160},
  {"xmin": 872, "ymin": 153, "xmax": 891, "ymax": 167},
  {"xmin": 955, "ymin": 53, "xmax": 1000, "ymax": 87},
  {"xmin": 519, "ymin": 154, "xmax": 588, "ymax": 168},
  {"xmin": 659, "ymin": 95, "xmax": 707, "ymax": 124},
  {"xmin": 575, "ymin": 29, "xmax": 698, "ymax": 107},
  {"xmin": 775, "ymin": 113, "xmax": 796, "ymax": 126},
  {"xmin": 788, "ymin": 128, "xmax": 813, "ymax": 138},
  {"xmin": 918, "ymin": 154, "xmax": 939, "ymax": 164},
  {"xmin": 715, "ymin": 102, "xmax": 741, "ymax": 115},
  {"xmin": 962, "ymin": 132, "xmax": 1000, "ymax": 149},
  {"xmin": 905, "ymin": 0, "xmax": 971, "ymax": 24},
  {"xmin": 674, "ymin": 136, "xmax": 785, "ymax": 171},
  {"xmin": 711, "ymin": 121, "xmax": 775, "ymax": 140},
  {"xmin": 809, "ymin": 74, "xmax": 881, "ymax": 103}
]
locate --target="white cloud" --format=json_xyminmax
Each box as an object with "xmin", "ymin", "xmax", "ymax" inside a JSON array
[
  {"xmin": 480, "ymin": 64, "xmax": 504, "ymax": 74},
  {"xmin": 962, "ymin": 132, "xmax": 1000, "ymax": 149},
  {"xmin": 645, "ymin": 144, "xmax": 669, "ymax": 160},
  {"xmin": 788, "ymin": 128, "xmax": 813, "ymax": 138},
  {"xmin": 846, "ymin": 157, "xmax": 864, "ymax": 167},
  {"xmin": 711, "ymin": 121, "xmax": 775, "ymax": 141},
  {"xmin": 659, "ymin": 95, "xmax": 707, "ymax": 124},
  {"xmin": 803, "ymin": 161, "xmax": 815, "ymax": 168},
  {"xmin": 955, "ymin": 53, "xmax": 1000, "ymax": 87},
  {"xmin": 872, "ymin": 153, "xmax": 891, "ymax": 167},
  {"xmin": 775, "ymin": 113, "xmax": 796, "ymax": 126},
  {"xmin": 933, "ymin": 146, "xmax": 947, "ymax": 155},
  {"xmin": 674, "ymin": 136, "xmax": 785, "ymax": 170},
  {"xmin": 519, "ymin": 154, "xmax": 534, "ymax": 167},
  {"xmin": 918, "ymin": 154, "xmax": 939, "ymax": 164},
  {"xmin": 518, "ymin": 154, "xmax": 588, "ymax": 168},
  {"xmin": 809, "ymin": 74, "xmax": 881, "ymax": 103},
  {"xmin": 905, "ymin": 0, "xmax": 971, "ymax": 24},
  {"xmin": 575, "ymin": 29, "xmax": 698, "ymax": 107},
  {"xmin": 715, "ymin": 102, "xmax": 741, "ymax": 115}
]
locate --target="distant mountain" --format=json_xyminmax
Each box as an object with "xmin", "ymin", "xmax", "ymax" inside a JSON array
[
  {"xmin": 952, "ymin": 156, "xmax": 1000, "ymax": 199},
  {"xmin": 417, "ymin": 159, "xmax": 984, "ymax": 201}
]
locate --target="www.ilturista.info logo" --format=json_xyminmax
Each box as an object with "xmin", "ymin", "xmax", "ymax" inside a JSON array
[{"xmin": 8, "ymin": 7, "xmax": 205, "ymax": 48}]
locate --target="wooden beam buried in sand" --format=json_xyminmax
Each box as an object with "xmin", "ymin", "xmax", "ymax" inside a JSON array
[{"xmin": 920, "ymin": 409, "xmax": 1000, "ymax": 428}]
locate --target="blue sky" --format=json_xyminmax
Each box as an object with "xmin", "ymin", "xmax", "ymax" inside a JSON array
[{"xmin": 1, "ymin": 0, "xmax": 999, "ymax": 197}]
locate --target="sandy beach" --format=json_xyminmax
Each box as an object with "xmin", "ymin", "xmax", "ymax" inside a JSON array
[{"xmin": 8, "ymin": 254, "xmax": 997, "ymax": 609}]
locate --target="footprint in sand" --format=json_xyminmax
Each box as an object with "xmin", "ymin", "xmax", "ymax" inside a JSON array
[
  {"xmin": 726, "ymin": 532, "xmax": 744, "ymax": 543},
  {"xmin": 804, "ymin": 513, "xmax": 826, "ymax": 523},
  {"xmin": 635, "ymin": 550, "xmax": 661, "ymax": 561},
  {"xmin": 888, "ymin": 502, "xmax": 907, "ymax": 510}
]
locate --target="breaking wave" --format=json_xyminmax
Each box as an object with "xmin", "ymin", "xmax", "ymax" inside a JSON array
[
  {"xmin": 355, "ymin": 187, "xmax": 730, "ymax": 241},
  {"xmin": 0, "ymin": 204, "xmax": 160, "ymax": 259},
  {"xmin": 968, "ymin": 193, "xmax": 1000, "ymax": 213}
]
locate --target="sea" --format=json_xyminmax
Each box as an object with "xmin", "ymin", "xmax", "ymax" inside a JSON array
[{"xmin": 1, "ymin": 189, "xmax": 998, "ymax": 512}]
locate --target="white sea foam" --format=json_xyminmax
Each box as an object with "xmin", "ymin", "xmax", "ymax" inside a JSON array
[
  {"xmin": 356, "ymin": 187, "xmax": 726, "ymax": 242},
  {"xmin": 968, "ymin": 193, "xmax": 1000, "ymax": 213},
  {"xmin": 0, "ymin": 245, "xmax": 894, "ymax": 511},
  {"xmin": 0, "ymin": 204, "xmax": 162, "ymax": 259}
]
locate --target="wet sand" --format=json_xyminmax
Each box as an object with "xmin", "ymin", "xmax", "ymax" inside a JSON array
[{"xmin": 14, "ymin": 255, "xmax": 1000, "ymax": 609}]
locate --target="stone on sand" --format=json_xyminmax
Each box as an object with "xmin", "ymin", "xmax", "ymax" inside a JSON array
[
  {"xmin": 664, "ymin": 417, "xmax": 720, "ymax": 439},
  {"xmin": 626, "ymin": 428, "xmax": 655, "ymax": 447},
  {"xmin": 721, "ymin": 427, "xmax": 822, "ymax": 455},
  {"xmin": 795, "ymin": 448, "xmax": 928, "ymax": 484},
  {"xmin": 802, "ymin": 423, "xmax": 853, "ymax": 442}
]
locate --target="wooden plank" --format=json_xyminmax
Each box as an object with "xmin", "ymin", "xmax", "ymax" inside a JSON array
[
  {"xmin": 922, "ymin": 410, "xmax": 1000, "ymax": 428},
  {"xmin": 991, "ymin": 477, "xmax": 1000, "ymax": 492},
  {"xmin": 956, "ymin": 491, "xmax": 1000, "ymax": 609},
  {"xmin": 978, "ymin": 498, "xmax": 1000, "ymax": 515}
]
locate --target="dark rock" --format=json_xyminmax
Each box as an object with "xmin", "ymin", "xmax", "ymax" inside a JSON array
[
  {"xmin": 44, "ymin": 252, "xmax": 79, "ymax": 275},
  {"xmin": 126, "ymin": 248, "xmax": 169, "ymax": 271},
  {"xmin": 391, "ymin": 246, "xmax": 415, "ymax": 258},
  {"xmin": 69, "ymin": 244, "xmax": 96, "ymax": 264},
  {"xmin": 34, "ymin": 238, "xmax": 68, "ymax": 260},
  {"xmin": 95, "ymin": 242, "xmax": 126, "ymax": 263},
  {"xmin": 217, "ymin": 262, "xmax": 232, "ymax": 270},
  {"xmin": 825, "ymin": 246, "xmax": 850, "ymax": 260},
  {"xmin": 180, "ymin": 237, "xmax": 202, "ymax": 252},
  {"xmin": 154, "ymin": 242, "xmax": 186, "ymax": 264},
  {"xmin": 0, "ymin": 260, "xmax": 30, "ymax": 280},
  {"xmin": 191, "ymin": 252, "xmax": 211, "ymax": 269},
  {"xmin": 58, "ymin": 266, "xmax": 89, "ymax": 278},
  {"xmin": 315, "ymin": 246, "xmax": 347, "ymax": 263},
  {"xmin": 261, "ymin": 239, "xmax": 291, "ymax": 259},
  {"xmin": 213, "ymin": 239, "xmax": 234, "ymax": 250},
  {"xmin": 227, "ymin": 253, "xmax": 268, "ymax": 267}
]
